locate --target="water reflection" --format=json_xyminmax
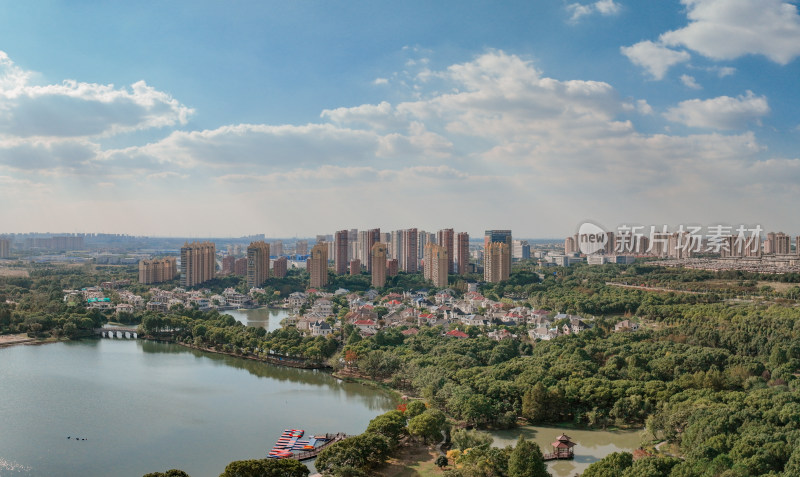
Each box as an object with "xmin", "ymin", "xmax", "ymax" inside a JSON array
[
  {"xmin": 138, "ymin": 340, "xmax": 394, "ymax": 410},
  {"xmin": 0, "ymin": 340, "xmax": 396, "ymax": 477},
  {"xmin": 223, "ymin": 307, "xmax": 288, "ymax": 332}
]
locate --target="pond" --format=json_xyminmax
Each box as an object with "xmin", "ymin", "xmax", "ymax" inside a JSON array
[{"xmin": 491, "ymin": 425, "xmax": 644, "ymax": 476}]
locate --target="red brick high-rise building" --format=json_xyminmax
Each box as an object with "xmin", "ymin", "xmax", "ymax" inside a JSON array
[
  {"xmin": 456, "ymin": 232, "xmax": 469, "ymax": 275},
  {"xmin": 387, "ymin": 258, "xmax": 398, "ymax": 277},
  {"xmin": 350, "ymin": 259, "xmax": 361, "ymax": 275},
  {"xmin": 335, "ymin": 230, "xmax": 349, "ymax": 275},
  {"xmin": 272, "ymin": 257, "xmax": 287, "ymax": 278}
]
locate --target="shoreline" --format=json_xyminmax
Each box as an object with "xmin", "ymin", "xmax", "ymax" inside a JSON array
[
  {"xmin": 0, "ymin": 334, "xmax": 62, "ymax": 349},
  {"xmin": 167, "ymin": 338, "xmax": 332, "ymax": 370}
]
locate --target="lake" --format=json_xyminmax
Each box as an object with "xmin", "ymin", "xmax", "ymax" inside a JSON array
[
  {"xmin": 223, "ymin": 307, "xmax": 289, "ymax": 332},
  {"xmin": 492, "ymin": 425, "xmax": 644, "ymax": 476},
  {"xmin": 0, "ymin": 339, "xmax": 395, "ymax": 477}
]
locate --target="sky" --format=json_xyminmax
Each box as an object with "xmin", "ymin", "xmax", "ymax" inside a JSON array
[{"xmin": 0, "ymin": 0, "xmax": 799, "ymax": 238}]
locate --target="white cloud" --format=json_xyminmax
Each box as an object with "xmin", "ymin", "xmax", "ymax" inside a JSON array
[
  {"xmin": 680, "ymin": 74, "xmax": 702, "ymax": 89},
  {"xmin": 1, "ymin": 49, "xmax": 797, "ymax": 236},
  {"xmin": 0, "ymin": 51, "xmax": 32, "ymax": 91},
  {"xmin": 623, "ymin": 0, "xmax": 800, "ymax": 79},
  {"xmin": 620, "ymin": 41, "xmax": 691, "ymax": 79},
  {"xmin": 664, "ymin": 91, "xmax": 770, "ymax": 129},
  {"xmin": 707, "ymin": 66, "xmax": 736, "ymax": 77},
  {"xmin": 660, "ymin": 0, "xmax": 800, "ymax": 64},
  {"xmin": 0, "ymin": 51, "xmax": 193, "ymax": 139},
  {"xmin": 567, "ymin": 0, "xmax": 621, "ymax": 22},
  {"xmin": 372, "ymin": 78, "xmax": 388, "ymax": 85}
]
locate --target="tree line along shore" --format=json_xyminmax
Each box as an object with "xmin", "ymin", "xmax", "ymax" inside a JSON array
[{"xmin": 3, "ymin": 261, "xmax": 800, "ymax": 475}]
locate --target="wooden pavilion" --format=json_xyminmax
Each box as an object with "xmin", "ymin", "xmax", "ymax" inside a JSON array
[{"xmin": 543, "ymin": 433, "xmax": 577, "ymax": 461}]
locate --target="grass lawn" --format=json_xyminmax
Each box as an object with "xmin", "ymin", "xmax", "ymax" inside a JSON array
[{"xmin": 379, "ymin": 442, "xmax": 447, "ymax": 477}]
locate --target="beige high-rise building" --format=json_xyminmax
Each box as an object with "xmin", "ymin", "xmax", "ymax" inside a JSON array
[
  {"xmin": 246, "ymin": 241, "xmax": 270, "ymax": 288},
  {"xmin": 484, "ymin": 242, "xmax": 510, "ymax": 283},
  {"xmin": 437, "ymin": 228, "xmax": 455, "ymax": 274},
  {"xmin": 0, "ymin": 238, "xmax": 10, "ymax": 258},
  {"xmin": 424, "ymin": 243, "xmax": 449, "ymax": 288},
  {"xmin": 309, "ymin": 243, "xmax": 328, "ymax": 288},
  {"xmin": 564, "ymin": 236, "xmax": 577, "ymax": 254},
  {"xmin": 139, "ymin": 257, "xmax": 177, "ymax": 284},
  {"xmin": 371, "ymin": 242, "xmax": 387, "ymax": 288},
  {"xmin": 180, "ymin": 242, "xmax": 216, "ymax": 287},
  {"xmin": 295, "ymin": 240, "xmax": 309, "ymax": 256},
  {"xmin": 484, "ymin": 230, "xmax": 512, "ymax": 282}
]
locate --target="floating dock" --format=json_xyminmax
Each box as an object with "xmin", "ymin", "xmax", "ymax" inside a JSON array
[{"xmin": 267, "ymin": 430, "xmax": 347, "ymax": 461}]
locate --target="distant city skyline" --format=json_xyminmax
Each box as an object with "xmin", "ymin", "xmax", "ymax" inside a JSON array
[{"xmin": 1, "ymin": 1, "xmax": 799, "ymax": 236}]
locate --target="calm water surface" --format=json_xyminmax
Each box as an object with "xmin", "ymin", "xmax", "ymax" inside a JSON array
[
  {"xmin": 223, "ymin": 307, "xmax": 288, "ymax": 332},
  {"xmin": 492, "ymin": 425, "xmax": 644, "ymax": 477},
  {"xmin": 0, "ymin": 339, "xmax": 395, "ymax": 477}
]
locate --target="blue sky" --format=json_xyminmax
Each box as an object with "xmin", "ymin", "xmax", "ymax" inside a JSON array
[{"xmin": 0, "ymin": 0, "xmax": 799, "ymax": 237}]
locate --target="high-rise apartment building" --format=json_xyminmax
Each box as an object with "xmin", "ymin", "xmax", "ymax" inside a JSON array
[
  {"xmin": 564, "ymin": 236, "xmax": 577, "ymax": 254},
  {"xmin": 403, "ymin": 228, "xmax": 418, "ymax": 273},
  {"xmin": 437, "ymin": 228, "xmax": 455, "ymax": 274},
  {"xmin": 667, "ymin": 232, "xmax": 700, "ymax": 259},
  {"xmin": 424, "ymin": 243, "xmax": 449, "ymax": 288},
  {"xmin": 770, "ymin": 232, "xmax": 791, "ymax": 255},
  {"xmin": 335, "ymin": 230, "xmax": 349, "ymax": 275},
  {"xmin": 272, "ymin": 241, "xmax": 283, "ymax": 257},
  {"xmin": 387, "ymin": 259, "xmax": 398, "ymax": 277},
  {"xmin": 309, "ymin": 243, "xmax": 328, "ymax": 288},
  {"xmin": 371, "ymin": 242, "xmax": 387, "ymax": 288},
  {"xmin": 484, "ymin": 230, "xmax": 512, "ymax": 281},
  {"xmin": 484, "ymin": 242, "xmax": 510, "ymax": 283},
  {"xmin": 364, "ymin": 229, "xmax": 380, "ymax": 272},
  {"xmin": 221, "ymin": 255, "xmax": 235, "ymax": 275},
  {"xmin": 234, "ymin": 258, "xmax": 247, "ymax": 276},
  {"xmin": 272, "ymin": 257, "xmax": 288, "ymax": 278},
  {"xmin": 604, "ymin": 232, "xmax": 615, "ymax": 255},
  {"xmin": 180, "ymin": 241, "xmax": 216, "ymax": 288},
  {"xmin": 350, "ymin": 259, "xmax": 361, "ymax": 275},
  {"xmin": 246, "ymin": 241, "xmax": 270, "ymax": 288},
  {"xmin": 139, "ymin": 257, "xmax": 177, "ymax": 284},
  {"xmin": 456, "ymin": 232, "xmax": 469, "ymax": 275},
  {"xmin": 0, "ymin": 238, "xmax": 10, "ymax": 258},
  {"xmin": 418, "ymin": 231, "xmax": 434, "ymax": 261},
  {"xmin": 358, "ymin": 231, "xmax": 370, "ymax": 266},
  {"xmin": 513, "ymin": 240, "xmax": 530, "ymax": 260},
  {"xmin": 390, "ymin": 230, "xmax": 403, "ymax": 262},
  {"xmin": 295, "ymin": 240, "xmax": 308, "ymax": 256}
]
